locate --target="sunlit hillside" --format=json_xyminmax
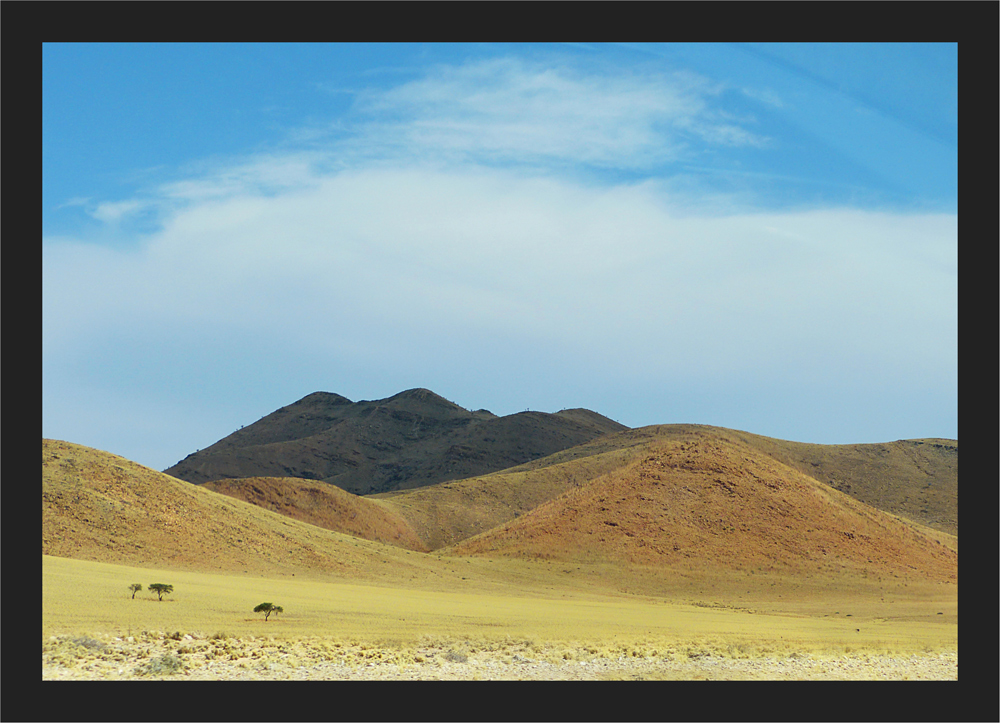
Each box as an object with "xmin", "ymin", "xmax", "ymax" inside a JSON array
[
  {"xmin": 42, "ymin": 429, "xmax": 957, "ymax": 611},
  {"xmin": 447, "ymin": 427, "xmax": 957, "ymax": 586},
  {"xmin": 42, "ymin": 439, "xmax": 434, "ymax": 582}
]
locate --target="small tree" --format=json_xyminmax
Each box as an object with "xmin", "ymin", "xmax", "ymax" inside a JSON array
[
  {"xmin": 128, "ymin": 583, "xmax": 143, "ymax": 599},
  {"xmin": 148, "ymin": 583, "xmax": 174, "ymax": 601},
  {"xmin": 253, "ymin": 602, "xmax": 283, "ymax": 622}
]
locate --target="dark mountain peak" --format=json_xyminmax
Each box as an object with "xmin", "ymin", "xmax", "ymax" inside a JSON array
[
  {"xmin": 295, "ymin": 391, "xmax": 353, "ymax": 406},
  {"xmin": 385, "ymin": 388, "xmax": 462, "ymax": 407},
  {"xmin": 164, "ymin": 389, "xmax": 630, "ymax": 494},
  {"xmin": 554, "ymin": 408, "xmax": 626, "ymax": 430},
  {"xmin": 373, "ymin": 388, "xmax": 471, "ymax": 421},
  {"xmin": 394, "ymin": 387, "xmax": 439, "ymax": 399},
  {"xmin": 256, "ymin": 392, "xmax": 354, "ymax": 423}
]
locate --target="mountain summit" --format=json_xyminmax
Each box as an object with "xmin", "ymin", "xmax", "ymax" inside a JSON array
[{"xmin": 163, "ymin": 389, "xmax": 628, "ymax": 494}]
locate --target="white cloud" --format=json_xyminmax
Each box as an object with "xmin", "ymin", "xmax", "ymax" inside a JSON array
[
  {"xmin": 73, "ymin": 57, "xmax": 771, "ymax": 231},
  {"xmin": 44, "ymin": 163, "xmax": 956, "ymax": 396},
  {"xmin": 344, "ymin": 56, "xmax": 766, "ymax": 170}
]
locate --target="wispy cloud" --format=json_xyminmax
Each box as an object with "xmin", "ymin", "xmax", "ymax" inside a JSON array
[
  {"xmin": 741, "ymin": 86, "xmax": 785, "ymax": 109},
  {"xmin": 81, "ymin": 57, "xmax": 773, "ymax": 228},
  {"xmin": 88, "ymin": 199, "xmax": 149, "ymax": 223},
  {"xmin": 159, "ymin": 151, "xmax": 326, "ymax": 202},
  {"xmin": 342, "ymin": 56, "xmax": 767, "ymax": 171},
  {"xmin": 56, "ymin": 196, "xmax": 92, "ymax": 210}
]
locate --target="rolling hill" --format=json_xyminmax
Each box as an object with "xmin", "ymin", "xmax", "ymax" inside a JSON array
[
  {"xmin": 445, "ymin": 426, "xmax": 957, "ymax": 586},
  {"xmin": 42, "ymin": 439, "xmax": 431, "ymax": 580},
  {"xmin": 371, "ymin": 427, "xmax": 668, "ymax": 550},
  {"xmin": 163, "ymin": 388, "xmax": 628, "ymax": 495},
  {"xmin": 201, "ymin": 476, "xmax": 428, "ymax": 551},
  {"xmin": 718, "ymin": 431, "xmax": 957, "ymax": 536},
  {"xmin": 42, "ymin": 418, "xmax": 958, "ymax": 602},
  {"xmin": 370, "ymin": 424, "xmax": 958, "ymax": 552}
]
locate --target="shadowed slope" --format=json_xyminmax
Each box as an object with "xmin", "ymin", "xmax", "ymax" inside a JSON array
[
  {"xmin": 446, "ymin": 427, "xmax": 957, "ymax": 585},
  {"xmin": 163, "ymin": 389, "xmax": 627, "ymax": 494},
  {"xmin": 202, "ymin": 477, "xmax": 428, "ymax": 551}
]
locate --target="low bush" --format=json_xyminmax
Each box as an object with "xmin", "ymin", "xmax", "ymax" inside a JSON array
[
  {"xmin": 140, "ymin": 653, "xmax": 186, "ymax": 676},
  {"xmin": 68, "ymin": 636, "xmax": 106, "ymax": 652}
]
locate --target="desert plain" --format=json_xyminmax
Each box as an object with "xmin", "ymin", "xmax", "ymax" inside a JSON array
[{"xmin": 42, "ymin": 392, "xmax": 958, "ymax": 686}]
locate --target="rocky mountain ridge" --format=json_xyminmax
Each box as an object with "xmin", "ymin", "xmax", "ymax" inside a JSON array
[{"xmin": 164, "ymin": 388, "xmax": 628, "ymax": 495}]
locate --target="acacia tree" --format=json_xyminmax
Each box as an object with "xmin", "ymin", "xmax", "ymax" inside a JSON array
[
  {"xmin": 253, "ymin": 602, "xmax": 284, "ymax": 622},
  {"xmin": 128, "ymin": 583, "xmax": 143, "ymax": 599},
  {"xmin": 148, "ymin": 583, "xmax": 173, "ymax": 601}
]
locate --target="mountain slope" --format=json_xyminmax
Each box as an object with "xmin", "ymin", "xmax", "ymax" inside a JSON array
[
  {"xmin": 373, "ymin": 427, "xmax": 667, "ymax": 550},
  {"xmin": 43, "ymin": 426, "xmax": 958, "ymax": 605},
  {"xmin": 163, "ymin": 388, "xmax": 627, "ymax": 494},
  {"xmin": 446, "ymin": 427, "xmax": 957, "ymax": 584},
  {"xmin": 720, "ymin": 431, "xmax": 957, "ymax": 536},
  {"xmin": 201, "ymin": 476, "xmax": 428, "ymax": 551},
  {"xmin": 42, "ymin": 439, "xmax": 430, "ymax": 579},
  {"xmin": 372, "ymin": 424, "xmax": 958, "ymax": 552}
]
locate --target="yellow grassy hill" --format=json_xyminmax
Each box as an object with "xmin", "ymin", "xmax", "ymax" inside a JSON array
[{"xmin": 42, "ymin": 439, "xmax": 428, "ymax": 581}]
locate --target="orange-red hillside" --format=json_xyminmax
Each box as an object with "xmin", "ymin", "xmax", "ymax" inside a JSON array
[
  {"xmin": 202, "ymin": 476, "xmax": 427, "ymax": 551},
  {"xmin": 448, "ymin": 427, "xmax": 957, "ymax": 584}
]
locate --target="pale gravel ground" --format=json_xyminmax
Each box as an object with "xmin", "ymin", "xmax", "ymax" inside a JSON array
[{"xmin": 42, "ymin": 632, "xmax": 957, "ymax": 681}]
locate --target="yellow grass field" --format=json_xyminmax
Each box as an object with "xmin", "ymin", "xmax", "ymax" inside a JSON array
[{"xmin": 43, "ymin": 554, "xmax": 956, "ymax": 658}]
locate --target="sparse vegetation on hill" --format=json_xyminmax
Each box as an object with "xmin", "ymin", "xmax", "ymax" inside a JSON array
[
  {"xmin": 43, "ymin": 420, "xmax": 957, "ymax": 590},
  {"xmin": 155, "ymin": 388, "xmax": 957, "ymax": 553},
  {"xmin": 372, "ymin": 427, "xmax": 665, "ymax": 550}
]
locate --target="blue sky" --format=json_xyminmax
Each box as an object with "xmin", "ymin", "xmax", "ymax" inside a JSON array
[{"xmin": 42, "ymin": 43, "xmax": 958, "ymax": 472}]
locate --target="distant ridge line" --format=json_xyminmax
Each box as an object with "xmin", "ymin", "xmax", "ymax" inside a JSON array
[{"xmin": 163, "ymin": 388, "xmax": 628, "ymax": 494}]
